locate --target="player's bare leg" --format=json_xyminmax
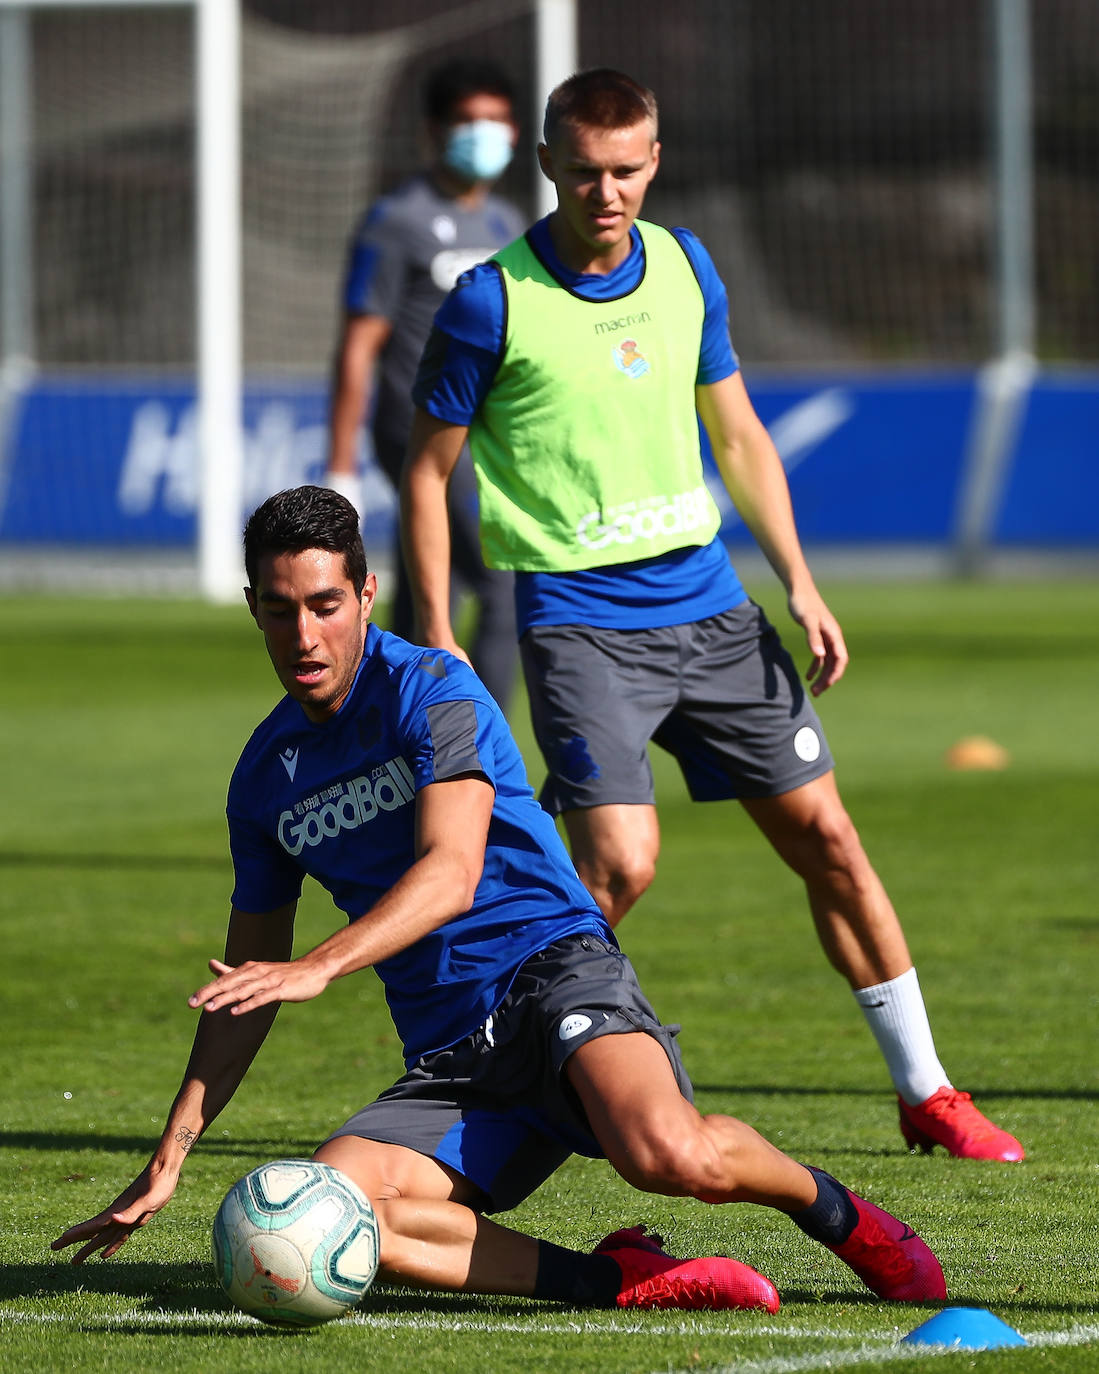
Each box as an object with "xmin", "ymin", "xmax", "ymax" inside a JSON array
[
  {"xmin": 742, "ymin": 771, "xmax": 1024, "ymax": 1161},
  {"xmin": 567, "ymin": 1032, "xmax": 815, "ymax": 1208},
  {"xmin": 562, "ymin": 803, "xmax": 660, "ymax": 925},
  {"xmin": 567, "ymin": 1030, "xmax": 944, "ymax": 1301},
  {"xmin": 740, "ymin": 772, "xmax": 910, "ymax": 988},
  {"xmin": 316, "ymin": 1131, "xmax": 777, "ymax": 1309},
  {"xmin": 316, "ymin": 1136, "xmax": 540, "ymax": 1294}
]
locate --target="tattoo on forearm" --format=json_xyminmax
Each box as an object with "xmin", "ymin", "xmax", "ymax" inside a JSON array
[{"xmin": 175, "ymin": 1127, "xmax": 197, "ymax": 1153}]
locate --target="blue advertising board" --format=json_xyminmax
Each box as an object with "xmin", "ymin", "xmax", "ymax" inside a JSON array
[
  {"xmin": 1, "ymin": 369, "xmax": 1097, "ymax": 553},
  {"xmin": 719, "ymin": 373, "xmax": 977, "ymax": 544},
  {"xmin": 993, "ymin": 372, "xmax": 1099, "ymax": 543},
  {"xmin": 0, "ymin": 377, "xmax": 396, "ymax": 552}
]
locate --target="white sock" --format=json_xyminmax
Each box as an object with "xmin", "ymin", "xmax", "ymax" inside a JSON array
[{"xmin": 852, "ymin": 967, "xmax": 951, "ymax": 1106}]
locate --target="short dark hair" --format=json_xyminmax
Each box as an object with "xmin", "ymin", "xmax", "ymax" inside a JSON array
[
  {"xmin": 243, "ymin": 485, "xmax": 368, "ymax": 595},
  {"xmin": 423, "ymin": 57, "xmax": 516, "ymax": 124},
  {"xmin": 543, "ymin": 68, "xmax": 658, "ymax": 147}
]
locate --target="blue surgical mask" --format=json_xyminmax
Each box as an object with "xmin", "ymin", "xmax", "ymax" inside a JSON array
[{"xmin": 443, "ymin": 119, "xmax": 514, "ymax": 182}]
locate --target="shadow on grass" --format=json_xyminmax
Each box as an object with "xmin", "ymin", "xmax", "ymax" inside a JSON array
[
  {"xmin": 2, "ymin": 1130, "xmax": 318, "ymax": 1157},
  {"xmin": 691, "ymin": 1084, "xmax": 1099, "ymax": 1102},
  {"xmin": 6, "ymin": 1262, "xmax": 607, "ymax": 1331},
  {"xmin": 924, "ymin": 1290, "xmax": 1099, "ymax": 1319},
  {"xmin": 0, "ymin": 849, "xmax": 228, "ymax": 873},
  {"xmin": 13, "ymin": 1261, "xmax": 1097, "ymax": 1331},
  {"xmin": 8, "ymin": 1259, "xmax": 218, "ymax": 1306},
  {"xmin": 783, "ymin": 1287, "xmax": 1097, "ymax": 1317},
  {"xmin": 1048, "ymin": 916, "xmax": 1099, "ymax": 932},
  {"xmin": 6, "ymin": 1259, "xmax": 287, "ymax": 1339}
]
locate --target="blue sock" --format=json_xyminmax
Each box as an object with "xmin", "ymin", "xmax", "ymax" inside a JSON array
[{"xmin": 789, "ymin": 1167, "xmax": 858, "ymax": 1245}]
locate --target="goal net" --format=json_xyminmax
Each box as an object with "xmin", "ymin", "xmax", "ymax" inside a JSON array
[
  {"xmin": 2, "ymin": 0, "xmax": 1097, "ymax": 589},
  {"xmin": 0, "ymin": 0, "xmax": 536, "ymax": 592}
]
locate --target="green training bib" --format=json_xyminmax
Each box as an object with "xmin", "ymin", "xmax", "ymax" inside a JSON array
[{"xmin": 471, "ymin": 220, "xmax": 721, "ymax": 571}]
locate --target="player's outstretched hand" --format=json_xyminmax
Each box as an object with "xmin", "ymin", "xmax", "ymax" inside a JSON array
[
  {"xmin": 189, "ymin": 957, "xmax": 329, "ymax": 1016},
  {"xmin": 51, "ymin": 1163, "xmax": 177, "ymax": 1264},
  {"xmin": 788, "ymin": 587, "xmax": 849, "ymax": 696}
]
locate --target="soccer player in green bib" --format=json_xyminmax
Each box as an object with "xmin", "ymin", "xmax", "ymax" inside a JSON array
[{"xmin": 403, "ymin": 68, "xmax": 1023, "ymax": 1163}]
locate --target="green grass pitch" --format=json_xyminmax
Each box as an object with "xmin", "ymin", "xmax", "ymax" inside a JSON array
[{"xmin": 2, "ymin": 578, "xmax": 1097, "ymax": 1372}]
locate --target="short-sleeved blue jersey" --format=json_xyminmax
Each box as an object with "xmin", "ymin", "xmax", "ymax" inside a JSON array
[
  {"xmin": 412, "ymin": 219, "xmax": 749, "ymax": 631},
  {"xmin": 227, "ymin": 623, "xmax": 608, "ymax": 1065}
]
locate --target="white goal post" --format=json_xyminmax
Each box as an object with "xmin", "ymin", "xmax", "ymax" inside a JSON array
[
  {"xmin": 196, "ymin": 0, "xmax": 244, "ymax": 602},
  {"xmin": 0, "ymin": 0, "xmax": 576, "ymax": 602},
  {"xmin": 0, "ymin": 0, "xmax": 243, "ymax": 600}
]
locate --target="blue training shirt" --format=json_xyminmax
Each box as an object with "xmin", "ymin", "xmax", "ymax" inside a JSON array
[
  {"xmin": 412, "ymin": 219, "xmax": 749, "ymax": 632},
  {"xmin": 227, "ymin": 622, "xmax": 609, "ymax": 1065}
]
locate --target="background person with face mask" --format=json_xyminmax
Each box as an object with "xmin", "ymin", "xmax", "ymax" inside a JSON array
[{"xmin": 325, "ymin": 58, "xmax": 523, "ymax": 714}]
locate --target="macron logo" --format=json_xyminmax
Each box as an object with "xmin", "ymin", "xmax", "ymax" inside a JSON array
[
  {"xmin": 279, "ymin": 747, "xmax": 299, "ymax": 782},
  {"xmin": 420, "ymin": 653, "xmax": 447, "ymax": 679}
]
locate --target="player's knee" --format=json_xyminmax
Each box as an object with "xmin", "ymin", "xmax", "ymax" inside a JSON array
[
  {"xmin": 799, "ymin": 803, "xmax": 868, "ymax": 880},
  {"xmin": 369, "ymin": 1196, "xmax": 412, "ymax": 1278},
  {"xmin": 606, "ymin": 851, "xmax": 656, "ymax": 915},
  {"xmin": 576, "ymin": 850, "xmax": 655, "ymax": 924}
]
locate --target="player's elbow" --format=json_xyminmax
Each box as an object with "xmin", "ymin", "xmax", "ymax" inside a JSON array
[
  {"xmin": 437, "ymin": 848, "xmax": 485, "ymax": 916},
  {"xmin": 453, "ymin": 857, "xmax": 483, "ymax": 912},
  {"xmin": 451, "ymin": 871, "xmax": 483, "ymax": 916}
]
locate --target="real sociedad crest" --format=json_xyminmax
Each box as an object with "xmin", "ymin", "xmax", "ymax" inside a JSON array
[{"xmin": 612, "ymin": 338, "xmax": 650, "ymax": 378}]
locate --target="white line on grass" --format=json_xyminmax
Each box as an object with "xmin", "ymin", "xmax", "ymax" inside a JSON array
[
  {"xmin": 5, "ymin": 1307, "xmax": 1098, "ymax": 1365},
  {"xmin": 345, "ymin": 1313, "xmax": 856, "ymax": 1340},
  {"xmin": 1027, "ymin": 1324, "xmax": 1099, "ymax": 1348},
  {"xmin": 2, "ymin": 1309, "xmax": 248, "ymax": 1331},
  {"xmin": 649, "ymin": 1321, "xmax": 1099, "ymax": 1374},
  {"xmin": 0, "ymin": 1308, "xmax": 846, "ymax": 1339}
]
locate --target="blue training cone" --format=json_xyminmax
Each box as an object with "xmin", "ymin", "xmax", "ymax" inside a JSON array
[{"xmin": 902, "ymin": 1307, "xmax": 1026, "ymax": 1351}]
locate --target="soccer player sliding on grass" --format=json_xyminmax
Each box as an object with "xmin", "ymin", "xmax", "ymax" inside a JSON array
[
  {"xmin": 53, "ymin": 487, "xmax": 945, "ymax": 1312},
  {"xmin": 401, "ymin": 67, "xmax": 1022, "ymax": 1164}
]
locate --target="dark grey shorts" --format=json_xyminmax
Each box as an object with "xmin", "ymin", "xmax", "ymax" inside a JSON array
[
  {"xmin": 323, "ymin": 933, "xmax": 692, "ymax": 1213},
  {"xmin": 520, "ymin": 601, "xmax": 834, "ymax": 814}
]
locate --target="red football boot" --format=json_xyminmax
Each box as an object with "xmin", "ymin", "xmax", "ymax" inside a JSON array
[
  {"xmin": 899, "ymin": 1088, "xmax": 1024, "ymax": 1162},
  {"xmin": 824, "ymin": 1192, "xmax": 946, "ymax": 1301},
  {"xmin": 593, "ymin": 1226, "xmax": 780, "ymax": 1313}
]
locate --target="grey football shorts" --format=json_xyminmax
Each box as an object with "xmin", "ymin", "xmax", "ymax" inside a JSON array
[
  {"xmin": 323, "ymin": 933, "xmax": 692, "ymax": 1213},
  {"xmin": 519, "ymin": 600, "xmax": 835, "ymax": 814}
]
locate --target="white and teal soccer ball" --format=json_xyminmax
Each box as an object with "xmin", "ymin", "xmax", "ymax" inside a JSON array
[{"xmin": 211, "ymin": 1159, "xmax": 380, "ymax": 1327}]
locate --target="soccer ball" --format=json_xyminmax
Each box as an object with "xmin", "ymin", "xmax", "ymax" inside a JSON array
[{"xmin": 211, "ymin": 1159, "xmax": 380, "ymax": 1327}]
